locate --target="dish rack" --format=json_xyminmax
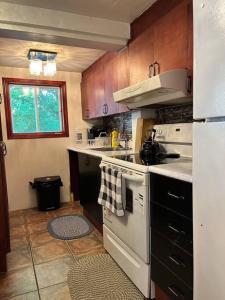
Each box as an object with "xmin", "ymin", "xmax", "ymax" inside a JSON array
[{"xmin": 74, "ymin": 137, "xmax": 111, "ymax": 149}]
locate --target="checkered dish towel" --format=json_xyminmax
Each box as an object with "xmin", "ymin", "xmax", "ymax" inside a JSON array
[{"xmin": 98, "ymin": 165, "xmax": 125, "ymax": 217}]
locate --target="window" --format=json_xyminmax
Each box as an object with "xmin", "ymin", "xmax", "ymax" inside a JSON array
[{"xmin": 3, "ymin": 78, "xmax": 69, "ymax": 139}]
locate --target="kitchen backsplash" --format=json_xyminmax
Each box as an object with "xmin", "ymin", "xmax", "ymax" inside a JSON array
[
  {"xmin": 155, "ymin": 103, "xmax": 193, "ymax": 124},
  {"xmin": 103, "ymin": 112, "xmax": 132, "ymax": 137},
  {"xmin": 102, "ymin": 103, "xmax": 193, "ymax": 139}
]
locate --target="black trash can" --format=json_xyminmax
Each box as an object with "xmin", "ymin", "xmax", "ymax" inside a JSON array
[{"xmin": 30, "ymin": 176, "xmax": 63, "ymax": 211}]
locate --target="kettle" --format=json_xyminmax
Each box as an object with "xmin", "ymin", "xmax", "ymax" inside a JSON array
[{"xmin": 140, "ymin": 129, "xmax": 161, "ymax": 164}]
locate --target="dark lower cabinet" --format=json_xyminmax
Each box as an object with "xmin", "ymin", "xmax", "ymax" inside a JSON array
[
  {"xmin": 74, "ymin": 152, "xmax": 102, "ymax": 231},
  {"xmin": 152, "ymin": 256, "xmax": 193, "ymax": 300},
  {"xmin": 150, "ymin": 173, "xmax": 193, "ymax": 300},
  {"xmin": 151, "ymin": 203, "xmax": 193, "ymax": 255}
]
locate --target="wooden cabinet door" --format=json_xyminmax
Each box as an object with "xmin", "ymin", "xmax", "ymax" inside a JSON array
[
  {"xmin": 81, "ymin": 74, "xmax": 90, "ymax": 119},
  {"xmin": 116, "ymin": 49, "xmax": 130, "ymax": 113},
  {"xmin": 116, "ymin": 48, "xmax": 129, "ymax": 91},
  {"xmin": 92, "ymin": 62, "xmax": 105, "ymax": 118},
  {"xmin": 128, "ymin": 26, "xmax": 155, "ymax": 85},
  {"xmin": 103, "ymin": 53, "xmax": 119, "ymax": 116},
  {"xmin": 153, "ymin": 1, "xmax": 189, "ymax": 73},
  {"xmin": 81, "ymin": 70, "xmax": 96, "ymax": 119},
  {"xmin": 0, "ymin": 110, "xmax": 10, "ymax": 273},
  {"xmin": 81, "ymin": 62, "xmax": 105, "ymax": 119}
]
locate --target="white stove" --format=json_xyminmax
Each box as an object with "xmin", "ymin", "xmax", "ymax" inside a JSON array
[{"xmin": 102, "ymin": 123, "xmax": 192, "ymax": 299}]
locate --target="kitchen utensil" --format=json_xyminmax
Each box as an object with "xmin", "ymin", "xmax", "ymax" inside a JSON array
[
  {"xmin": 140, "ymin": 129, "xmax": 161, "ymax": 164},
  {"xmin": 95, "ymin": 132, "xmax": 110, "ymax": 147}
]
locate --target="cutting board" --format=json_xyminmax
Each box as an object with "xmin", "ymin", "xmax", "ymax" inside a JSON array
[
  {"xmin": 134, "ymin": 118, "xmax": 155, "ymax": 152},
  {"xmin": 134, "ymin": 118, "xmax": 144, "ymax": 153}
]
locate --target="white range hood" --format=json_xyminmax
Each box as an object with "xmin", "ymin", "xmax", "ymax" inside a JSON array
[{"xmin": 113, "ymin": 69, "xmax": 192, "ymax": 109}]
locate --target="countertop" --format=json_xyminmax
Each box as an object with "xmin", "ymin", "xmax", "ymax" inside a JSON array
[
  {"xmin": 68, "ymin": 146, "xmax": 192, "ymax": 183},
  {"xmin": 67, "ymin": 145, "xmax": 134, "ymax": 158},
  {"xmin": 149, "ymin": 161, "xmax": 192, "ymax": 183}
]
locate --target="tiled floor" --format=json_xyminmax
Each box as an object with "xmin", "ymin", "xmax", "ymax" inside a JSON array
[{"xmin": 0, "ymin": 202, "xmax": 105, "ymax": 300}]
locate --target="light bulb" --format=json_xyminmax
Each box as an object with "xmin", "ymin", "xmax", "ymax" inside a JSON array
[
  {"xmin": 43, "ymin": 60, "xmax": 57, "ymax": 76},
  {"xmin": 29, "ymin": 59, "xmax": 42, "ymax": 76}
]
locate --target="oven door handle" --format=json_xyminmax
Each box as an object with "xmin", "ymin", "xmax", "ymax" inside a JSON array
[{"xmin": 99, "ymin": 163, "xmax": 144, "ymax": 184}]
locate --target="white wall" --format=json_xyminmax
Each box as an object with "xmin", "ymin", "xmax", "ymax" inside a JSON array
[{"xmin": 0, "ymin": 66, "xmax": 90, "ymax": 211}]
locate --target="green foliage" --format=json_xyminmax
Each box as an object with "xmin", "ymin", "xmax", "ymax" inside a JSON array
[
  {"xmin": 38, "ymin": 87, "xmax": 62, "ymax": 132},
  {"xmin": 10, "ymin": 85, "xmax": 62, "ymax": 134}
]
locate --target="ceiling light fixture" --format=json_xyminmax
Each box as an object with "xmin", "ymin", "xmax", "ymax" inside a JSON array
[
  {"xmin": 43, "ymin": 59, "xmax": 57, "ymax": 77},
  {"xmin": 29, "ymin": 59, "xmax": 42, "ymax": 76},
  {"xmin": 28, "ymin": 49, "xmax": 57, "ymax": 77}
]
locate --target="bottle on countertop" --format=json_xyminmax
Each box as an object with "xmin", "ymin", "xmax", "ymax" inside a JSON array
[{"xmin": 111, "ymin": 128, "xmax": 119, "ymax": 148}]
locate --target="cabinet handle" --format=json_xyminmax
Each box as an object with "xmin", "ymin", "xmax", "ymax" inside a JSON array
[
  {"xmin": 153, "ymin": 61, "xmax": 160, "ymax": 75},
  {"xmin": 102, "ymin": 104, "xmax": 107, "ymax": 115},
  {"xmin": 105, "ymin": 104, "xmax": 108, "ymax": 115},
  {"xmin": 0, "ymin": 141, "xmax": 7, "ymax": 156},
  {"xmin": 168, "ymin": 286, "xmax": 184, "ymax": 298},
  {"xmin": 149, "ymin": 64, "xmax": 154, "ymax": 78},
  {"xmin": 169, "ymin": 255, "xmax": 186, "ymax": 268},
  {"xmin": 168, "ymin": 191, "xmax": 184, "ymax": 201}
]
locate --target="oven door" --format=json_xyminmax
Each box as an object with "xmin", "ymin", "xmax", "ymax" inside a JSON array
[
  {"xmin": 103, "ymin": 170, "xmax": 150, "ymax": 263},
  {"xmin": 103, "ymin": 225, "xmax": 154, "ymax": 298}
]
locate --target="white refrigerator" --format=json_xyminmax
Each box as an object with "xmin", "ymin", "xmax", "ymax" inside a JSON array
[{"xmin": 193, "ymin": 1, "xmax": 225, "ymax": 299}]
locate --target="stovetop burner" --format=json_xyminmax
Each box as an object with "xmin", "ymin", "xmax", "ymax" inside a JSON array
[{"xmin": 113, "ymin": 153, "xmax": 181, "ymax": 166}]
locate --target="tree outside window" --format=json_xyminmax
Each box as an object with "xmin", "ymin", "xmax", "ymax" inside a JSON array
[{"xmin": 3, "ymin": 78, "xmax": 69, "ymax": 139}]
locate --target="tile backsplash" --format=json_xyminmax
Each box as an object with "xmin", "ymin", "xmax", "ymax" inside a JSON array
[
  {"xmin": 101, "ymin": 103, "xmax": 193, "ymax": 140},
  {"xmin": 156, "ymin": 103, "xmax": 193, "ymax": 124},
  {"xmin": 103, "ymin": 112, "xmax": 132, "ymax": 137}
]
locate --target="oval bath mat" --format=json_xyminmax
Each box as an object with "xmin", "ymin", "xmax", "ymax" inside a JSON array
[
  {"xmin": 67, "ymin": 254, "xmax": 144, "ymax": 300},
  {"xmin": 48, "ymin": 215, "xmax": 93, "ymax": 240}
]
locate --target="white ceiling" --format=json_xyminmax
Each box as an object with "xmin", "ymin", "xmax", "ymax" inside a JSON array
[
  {"xmin": 0, "ymin": 38, "xmax": 105, "ymax": 72},
  {"xmin": 0, "ymin": 0, "xmax": 157, "ymax": 22},
  {"xmin": 0, "ymin": 1, "xmax": 157, "ymax": 71}
]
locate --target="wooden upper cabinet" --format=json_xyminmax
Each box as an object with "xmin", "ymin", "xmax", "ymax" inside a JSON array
[
  {"xmin": 81, "ymin": 61, "xmax": 105, "ymax": 119},
  {"xmin": 116, "ymin": 48, "xmax": 129, "ymax": 91},
  {"xmin": 81, "ymin": 51, "xmax": 129, "ymax": 119},
  {"xmin": 128, "ymin": 26, "xmax": 154, "ymax": 85},
  {"xmin": 187, "ymin": 0, "xmax": 193, "ymax": 77},
  {"xmin": 153, "ymin": 1, "xmax": 189, "ymax": 73},
  {"xmin": 116, "ymin": 49, "xmax": 130, "ymax": 113},
  {"xmin": 81, "ymin": 72, "xmax": 90, "ymax": 119},
  {"xmin": 81, "ymin": 0, "xmax": 193, "ymax": 119},
  {"xmin": 128, "ymin": 0, "xmax": 192, "ymax": 85},
  {"xmin": 92, "ymin": 61, "xmax": 105, "ymax": 118},
  {"xmin": 102, "ymin": 53, "xmax": 119, "ymax": 116},
  {"xmin": 81, "ymin": 69, "xmax": 96, "ymax": 119}
]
